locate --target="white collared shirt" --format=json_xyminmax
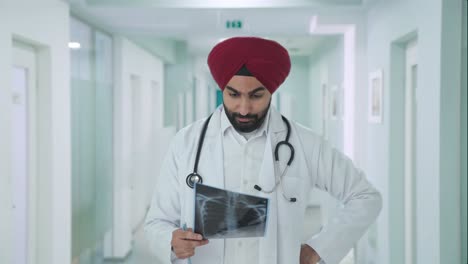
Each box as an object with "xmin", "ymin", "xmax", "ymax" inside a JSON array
[{"xmin": 220, "ymin": 107, "xmax": 270, "ymax": 264}]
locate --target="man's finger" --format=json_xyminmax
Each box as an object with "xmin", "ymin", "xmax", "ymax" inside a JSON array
[
  {"xmin": 182, "ymin": 230, "xmax": 203, "ymax": 241},
  {"xmin": 185, "ymin": 239, "xmax": 209, "ymax": 248},
  {"xmin": 173, "ymin": 228, "xmax": 202, "ymax": 240}
]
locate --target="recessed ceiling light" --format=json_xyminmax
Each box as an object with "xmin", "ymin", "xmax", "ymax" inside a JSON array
[{"xmin": 68, "ymin": 42, "xmax": 81, "ymax": 49}]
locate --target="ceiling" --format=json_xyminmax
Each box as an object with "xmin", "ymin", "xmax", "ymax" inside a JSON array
[{"xmin": 68, "ymin": 0, "xmax": 372, "ymax": 58}]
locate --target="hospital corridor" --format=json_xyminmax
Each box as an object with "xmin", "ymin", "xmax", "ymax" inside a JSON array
[{"xmin": 0, "ymin": 0, "xmax": 466, "ymax": 264}]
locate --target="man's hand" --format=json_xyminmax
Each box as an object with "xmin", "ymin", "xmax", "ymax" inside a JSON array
[
  {"xmin": 171, "ymin": 228, "xmax": 209, "ymax": 259},
  {"xmin": 300, "ymin": 244, "xmax": 321, "ymax": 264}
]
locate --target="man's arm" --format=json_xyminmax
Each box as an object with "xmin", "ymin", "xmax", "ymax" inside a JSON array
[{"xmin": 305, "ymin": 138, "xmax": 382, "ymax": 264}]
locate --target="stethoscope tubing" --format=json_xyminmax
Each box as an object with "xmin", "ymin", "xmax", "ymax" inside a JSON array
[
  {"xmin": 185, "ymin": 112, "xmax": 296, "ymax": 202},
  {"xmin": 186, "ymin": 114, "xmax": 212, "ymax": 189}
]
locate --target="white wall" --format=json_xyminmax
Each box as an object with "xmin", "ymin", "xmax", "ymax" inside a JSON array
[
  {"xmin": 192, "ymin": 56, "xmax": 213, "ymax": 120},
  {"xmin": 439, "ymin": 1, "xmax": 464, "ymax": 263},
  {"xmin": 280, "ymin": 56, "xmax": 311, "ymax": 127},
  {"xmin": 366, "ymin": 0, "xmax": 463, "ymax": 263},
  {"xmin": 164, "ymin": 42, "xmax": 193, "ymax": 128},
  {"xmin": 112, "ymin": 36, "xmax": 171, "ymax": 258},
  {"xmin": 308, "ymin": 38, "xmax": 344, "ymax": 149},
  {"xmin": 307, "ymin": 53, "xmax": 322, "ymax": 135},
  {"xmin": 461, "ymin": 2, "xmax": 467, "ymax": 263},
  {"xmin": 0, "ymin": 1, "xmax": 70, "ymax": 264}
]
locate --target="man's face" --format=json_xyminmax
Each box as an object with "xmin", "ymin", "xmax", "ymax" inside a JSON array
[{"xmin": 223, "ymin": 75, "xmax": 272, "ymax": 133}]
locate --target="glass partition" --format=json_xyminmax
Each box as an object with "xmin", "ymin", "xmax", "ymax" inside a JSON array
[{"xmin": 70, "ymin": 17, "xmax": 114, "ymax": 262}]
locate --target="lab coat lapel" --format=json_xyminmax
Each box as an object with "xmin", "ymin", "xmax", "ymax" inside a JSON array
[
  {"xmin": 258, "ymin": 107, "xmax": 291, "ymax": 264},
  {"xmin": 257, "ymin": 125, "xmax": 282, "ymax": 264},
  {"xmin": 182, "ymin": 110, "xmax": 225, "ymax": 264},
  {"xmin": 269, "ymin": 108, "xmax": 289, "ymax": 177},
  {"xmin": 198, "ymin": 109, "xmax": 225, "ymax": 189},
  {"xmin": 257, "ymin": 107, "xmax": 287, "ymax": 191}
]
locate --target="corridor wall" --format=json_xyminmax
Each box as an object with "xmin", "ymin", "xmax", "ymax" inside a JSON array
[
  {"xmin": 307, "ymin": 37, "xmax": 344, "ymax": 149},
  {"xmin": 460, "ymin": 1, "xmax": 467, "ymax": 262},
  {"xmin": 365, "ymin": 0, "xmax": 463, "ymax": 263},
  {"xmin": 0, "ymin": 1, "xmax": 71, "ymax": 264},
  {"xmin": 280, "ymin": 56, "xmax": 312, "ymax": 127},
  {"xmin": 164, "ymin": 42, "xmax": 192, "ymax": 129},
  {"xmin": 111, "ymin": 36, "xmax": 168, "ymax": 258}
]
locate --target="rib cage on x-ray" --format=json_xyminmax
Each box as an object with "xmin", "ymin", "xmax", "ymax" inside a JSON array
[{"xmin": 194, "ymin": 184, "xmax": 269, "ymax": 239}]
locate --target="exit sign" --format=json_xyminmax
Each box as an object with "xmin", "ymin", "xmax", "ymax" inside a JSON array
[{"xmin": 226, "ymin": 20, "xmax": 243, "ymax": 29}]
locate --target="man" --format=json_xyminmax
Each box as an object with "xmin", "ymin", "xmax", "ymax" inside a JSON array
[{"xmin": 145, "ymin": 37, "xmax": 382, "ymax": 264}]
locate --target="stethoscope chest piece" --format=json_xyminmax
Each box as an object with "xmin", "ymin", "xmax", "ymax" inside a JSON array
[{"xmin": 186, "ymin": 172, "xmax": 202, "ymax": 189}]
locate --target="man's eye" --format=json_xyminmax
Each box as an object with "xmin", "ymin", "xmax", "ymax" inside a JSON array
[
  {"xmin": 251, "ymin": 94, "xmax": 263, "ymax": 99},
  {"xmin": 230, "ymin": 93, "xmax": 239, "ymax": 97}
]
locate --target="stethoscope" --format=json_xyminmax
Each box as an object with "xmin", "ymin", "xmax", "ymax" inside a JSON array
[{"xmin": 186, "ymin": 113, "xmax": 297, "ymax": 203}]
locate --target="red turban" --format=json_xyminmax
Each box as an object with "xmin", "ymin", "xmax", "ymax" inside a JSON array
[{"xmin": 207, "ymin": 37, "xmax": 291, "ymax": 94}]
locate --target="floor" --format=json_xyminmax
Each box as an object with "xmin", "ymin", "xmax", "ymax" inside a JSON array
[
  {"xmin": 77, "ymin": 206, "xmax": 354, "ymax": 264},
  {"xmin": 102, "ymin": 228, "xmax": 159, "ymax": 264}
]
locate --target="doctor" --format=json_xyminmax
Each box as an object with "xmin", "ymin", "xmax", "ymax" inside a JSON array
[{"xmin": 145, "ymin": 37, "xmax": 382, "ymax": 264}]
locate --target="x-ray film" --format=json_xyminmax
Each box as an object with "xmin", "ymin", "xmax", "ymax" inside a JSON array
[{"xmin": 194, "ymin": 184, "xmax": 269, "ymax": 239}]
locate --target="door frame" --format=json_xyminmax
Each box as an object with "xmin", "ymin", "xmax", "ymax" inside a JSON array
[
  {"xmin": 12, "ymin": 40, "xmax": 38, "ymax": 264},
  {"xmin": 404, "ymin": 39, "xmax": 418, "ymax": 264}
]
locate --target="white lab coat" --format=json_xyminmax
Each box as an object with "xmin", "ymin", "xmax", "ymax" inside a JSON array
[{"xmin": 145, "ymin": 106, "xmax": 382, "ymax": 264}]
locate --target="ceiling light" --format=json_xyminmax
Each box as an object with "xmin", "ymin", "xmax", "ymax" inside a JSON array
[
  {"xmin": 309, "ymin": 16, "xmax": 318, "ymax": 33},
  {"xmin": 68, "ymin": 42, "xmax": 81, "ymax": 49}
]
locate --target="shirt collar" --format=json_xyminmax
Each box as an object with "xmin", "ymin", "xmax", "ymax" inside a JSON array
[{"xmin": 220, "ymin": 106, "xmax": 271, "ymax": 138}]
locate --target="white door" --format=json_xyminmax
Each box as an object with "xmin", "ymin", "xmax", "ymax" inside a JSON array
[
  {"xmin": 130, "ymin": 74, "xmax": 143, "ymax": 232},
  {"xmin": 321, "ymin": 84, "xmax": 329, "ymax": 140},
  {"xmin": 151, "ymin": 80, "xmax": 161, "ymax": 128},
  {"xmin": 279, "ymin": 92, "xmax": 294, "ymax": 120},
  {"xmin": 148, "ymin": 80, "xmax": 160, "ymax": 202},
  {"xmin": 404, "ymin": 39, "xmax": 418, "ymax": 264},
  {"xmin": 185, "ymin": 90, "xmax": 194, "ymax": 125},
  {"xmin": 177, "ymin": 93, "xmax": 185, "ymax": 130},
  {"xmin": 11, "ymin": 42, "xmax": 37, "ymax": 264}
]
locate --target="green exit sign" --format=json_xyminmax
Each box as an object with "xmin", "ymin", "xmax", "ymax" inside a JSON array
[{"xmin": 226, "ymin": 20, "xmax": 243, "ymax": 29}]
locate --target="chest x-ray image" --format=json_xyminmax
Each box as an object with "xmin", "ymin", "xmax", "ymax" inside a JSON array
[{"xmin": 194, "ymin": 184, "xmax": 269, "ymax": 239}]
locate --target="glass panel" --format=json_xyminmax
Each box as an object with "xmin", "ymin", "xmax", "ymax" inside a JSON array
[
  {"xmin": 70, "ymin": 16, "xmax": 114, "ymax": 263},
  {"xmin": 94, "ymin": 30, "xmax": 114, "ymax": 247}
]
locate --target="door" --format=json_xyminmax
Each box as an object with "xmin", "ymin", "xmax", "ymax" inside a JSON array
[
  {"xmin": 11, "ymin": 42, "xmax": 38, "ymax": 264},
  {"xmin": 177, "ymin": 93, "xmax": 185, "ymax": 130},
  {"xmin": 130, "ymin": 74, "xmax": 143, "ymax": 232},
  {"xmin": 185, "ymin": 90, "xmax": 194, "ymax": 125},
  {"xmin": 404, "ymin": 39, "xmax": 418, "ymax": 264}
]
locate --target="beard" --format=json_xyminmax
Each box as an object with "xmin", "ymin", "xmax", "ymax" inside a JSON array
[{"xmin": 223, "ymin": 101, "xmax": 271, "ymax": 133}]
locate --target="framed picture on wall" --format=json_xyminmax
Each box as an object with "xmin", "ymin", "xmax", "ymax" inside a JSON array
[{"xmin": 368, "ymin": 69, "xmax": 383, "ymax": 123}]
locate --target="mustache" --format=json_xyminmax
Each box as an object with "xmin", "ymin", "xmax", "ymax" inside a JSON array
[{"xmin": 232, "ymin": 113, "xmax": 258, "ymax": 119}]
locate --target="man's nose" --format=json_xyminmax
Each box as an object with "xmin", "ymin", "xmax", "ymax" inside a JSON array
[{"xmin": 238, "ymin": 98, "xmax": 251, "ymax": 116}]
